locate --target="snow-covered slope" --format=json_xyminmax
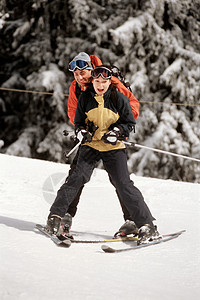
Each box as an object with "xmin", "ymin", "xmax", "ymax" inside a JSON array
[{"xmin": 0, "ymin": 154, "xmax": 199, "ymax": 300}]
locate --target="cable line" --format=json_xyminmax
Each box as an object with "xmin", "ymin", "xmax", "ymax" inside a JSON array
[{"xmin": 0, "ymin": 87, "xmax": 199, "ymax": 107}]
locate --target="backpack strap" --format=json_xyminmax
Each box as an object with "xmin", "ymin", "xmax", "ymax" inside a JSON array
[
  {"xmin": 112, "ymin": 66, "xmax": 132, "ymax": 92},
  {"xmin": 75, "ymin": 82, "xmax": 82, "ymax": 100}
]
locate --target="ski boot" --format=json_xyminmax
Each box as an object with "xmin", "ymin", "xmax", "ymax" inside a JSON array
[
  {"xmin": 45, "ymin": 214, "xmax": 62, "ymax": 235},
  {"xmin": 137, "ymin": 224, "xmax": 161, "ymax": 245},
  {"xmin": 114, "ymin": 220, "xmax": 139, "ymax": 238},
  {"xmin": 59, "ymin": 213, "xmax": 74, "ymax": 240}
]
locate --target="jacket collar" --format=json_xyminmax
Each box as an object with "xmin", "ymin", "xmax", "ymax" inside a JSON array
[{"xmin": 90, "ymin": 86, "xmax": 112, "ymax": 100}]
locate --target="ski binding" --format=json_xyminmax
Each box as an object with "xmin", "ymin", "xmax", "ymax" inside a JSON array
[{"xmin": 35, "ymin": 224, "xmax": 71, "ymax": 247}]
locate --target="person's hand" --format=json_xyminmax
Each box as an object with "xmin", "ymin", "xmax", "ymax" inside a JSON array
[
  {"xmin": 102, "ymin": 127, "xmax": 120, "ymax": 145},
  {"xmin": 75, "ymin": 128, "xmax": 92, "ymax": 143}
]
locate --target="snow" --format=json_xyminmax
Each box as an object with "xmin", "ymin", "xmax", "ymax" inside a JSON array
[
  {"xmin": 110, "ymin": 16, "xmax": 145, "ymax": 54},
  {"xmin": 0, "ymin": 153, "xmax": 200, "ymax": 300},
  {"xmin": 0, "ymin": 13, "xmax": 9, "ymax": 30}
]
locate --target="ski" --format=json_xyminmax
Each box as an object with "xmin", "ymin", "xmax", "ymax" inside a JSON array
[
  {"xmin": 36, "ymin": 224, "xmax": 185, "ymax": 250},
  {"xmin": 35, "ymin": 224, "xmax": 71, "ymax": 247},
  {"xmin": 101, "ymin": 230, "xmax": 185, "ymax": 253}
]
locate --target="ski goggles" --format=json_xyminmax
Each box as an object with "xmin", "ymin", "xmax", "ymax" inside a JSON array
[
  {"xmin": 91, "ymin": 67, "xmax": 112, "ymax": 79},
  {"xmin": 68, "ymin": 60, "xmax": 92, "ymax": 72}
]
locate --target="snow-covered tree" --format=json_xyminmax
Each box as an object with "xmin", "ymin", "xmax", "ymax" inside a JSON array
[{"xmin": 0, "ymin": 0, "xmax": 199, "ymax": 182}]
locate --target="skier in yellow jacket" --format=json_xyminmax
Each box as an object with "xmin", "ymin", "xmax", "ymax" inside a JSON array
[{"xmin": 46, "ymin": 65, "xmax": 160, "ymax": 245}]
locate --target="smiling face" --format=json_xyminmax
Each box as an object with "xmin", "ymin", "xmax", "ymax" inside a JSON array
[
  {"xmin": 73, "ymin": 69, "xmax": 92, "ymax": 87},
  {"xmin": 92, "ymin": 76, "xmax": 111, "ymax": 95}
]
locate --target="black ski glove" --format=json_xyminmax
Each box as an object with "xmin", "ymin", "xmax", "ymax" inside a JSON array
[
  {"xmin": 75, "ymin": 127, "xmax": 92, "ymax": 143},
  {"xmin": 102, "ymin": 127, "xmax": 121, "ymax": 145}
]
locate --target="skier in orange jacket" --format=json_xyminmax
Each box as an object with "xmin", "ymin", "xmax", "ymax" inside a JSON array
[{"xmin": 68, "ymin": 53, "xmax": 139, "ymax": 125}]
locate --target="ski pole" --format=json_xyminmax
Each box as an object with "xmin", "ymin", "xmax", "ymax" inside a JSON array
[
  {"xmin": 63, "ymin": 125, "xmax": 98, "ymax": 159},
  {"xmin": 64, "ymin": 141, "xmax": 81, "ymax": 158},
  {"xmin": 122, "ymin": 141, "xmax": 200, "ymax": 163}
]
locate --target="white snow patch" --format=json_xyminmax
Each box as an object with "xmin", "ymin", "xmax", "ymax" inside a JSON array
[{"xmin": 0, "ymin": 154, "xmax": 200, "ymax": 300}]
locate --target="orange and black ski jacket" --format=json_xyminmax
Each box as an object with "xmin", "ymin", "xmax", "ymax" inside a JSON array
[{"xmin": 67, "ymin": 55, "xmax": 140, "ymax": 125}]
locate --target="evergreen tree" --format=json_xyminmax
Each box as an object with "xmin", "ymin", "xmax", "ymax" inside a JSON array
[{"xmin": 0, "ymin": 0, "xmax": 199, "ymax": 182}]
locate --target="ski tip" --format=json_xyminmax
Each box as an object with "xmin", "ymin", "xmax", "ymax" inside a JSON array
[
  {"xmin": 35, "ymin": 224, "xmax": 46, "ymax": 231},
  {"xmin": 101, "ymin": 245, "xmax": 115, "ymax": 253},
  {"xmin": 51, "ymin": 234, "xmax": 72, "ymax": 247},
  {"xmin": 62, "ymin": 239, "xmax": 72, "ymax": 247},
  {"xmin": 60, "ymin": 240, "xmax": 72, "ymax": 248}
]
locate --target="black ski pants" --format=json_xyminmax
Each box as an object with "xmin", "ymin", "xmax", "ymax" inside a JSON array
[
  {"xmin": 50, "ymin": 146, "xmax": 155, "ymax": 228},
  {"xmin": 66, "ymin": 146, "xmax": 132, "ymax": 220}
]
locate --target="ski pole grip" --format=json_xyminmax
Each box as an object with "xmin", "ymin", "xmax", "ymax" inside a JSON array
[{"xmin": 63, "ymin": 130, "xmax": 69, "ymax": 136}]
